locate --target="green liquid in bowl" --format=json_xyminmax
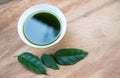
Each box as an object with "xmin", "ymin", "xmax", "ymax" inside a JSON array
[{"xmin": 23, "ymin": 12, "xmax": 61, "ymax": 46}]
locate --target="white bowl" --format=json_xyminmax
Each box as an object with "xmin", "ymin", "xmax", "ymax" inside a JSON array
[{"xmin": 17, "ymin": 4, "xmax": 67, "ymax": 48}]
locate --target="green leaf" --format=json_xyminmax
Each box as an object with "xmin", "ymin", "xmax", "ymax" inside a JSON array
[
  {"xmin": 54, "ymin": 48, "xmax": 88, "ymax": 65},
  {"xmin": 18, "ymin": 52, "xmax": 47, "ymax": 75},
  {"xmin": 41, "ymin": 54, "xmax": 59, "ymax": 70}
]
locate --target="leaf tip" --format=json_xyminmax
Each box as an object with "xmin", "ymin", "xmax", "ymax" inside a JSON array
[
  {"xmin": 54, "ymin": 67, "xmax": 59, "ymax": 70},
  {"xmin": 43, "ymin": 73, "xmax": 48, "ymax": 75}
]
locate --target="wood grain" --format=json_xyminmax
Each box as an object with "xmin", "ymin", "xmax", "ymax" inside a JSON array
[{"xmin": 0, "ymin": 0, "xmax": 120, "ymax": 78}]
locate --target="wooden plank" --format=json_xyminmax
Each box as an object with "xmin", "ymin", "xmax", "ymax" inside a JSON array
[{"xmin": 0, "ymin": 0, "xmax": 120, "ymax": 78}]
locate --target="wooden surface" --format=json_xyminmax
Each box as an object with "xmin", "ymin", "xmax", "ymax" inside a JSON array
[{"xmin": 0, "ymin": 0, "xmax": 120, "ymax": 78}]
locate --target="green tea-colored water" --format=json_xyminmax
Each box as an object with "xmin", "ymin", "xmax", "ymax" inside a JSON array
[{"xmin": 23, "ymin": 12, "xmax": 61, "ymax": 45}]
